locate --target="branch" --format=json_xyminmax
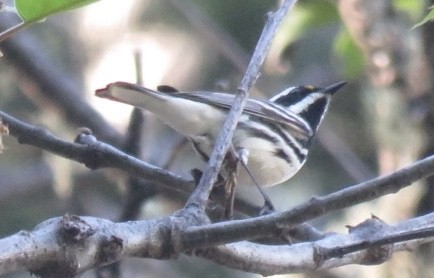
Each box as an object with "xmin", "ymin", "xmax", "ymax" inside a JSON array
[
  {"xmin": 181, "ymin": 154, "xmax": 434, "ymax": 247},
  {"xmin": 186, "ymin": 0, "xmax": 298, "ymax": 210},
  {"xmin": 0, "ymin": 110, "xmax": 194, "ymax": 195},
  {"xmin": 0, "ymin": 211, "xmax": 433, "ymax": 276},
  {"xmin": 196, "ymin": 213, "xmax": 434, "ymax": 276},
  {"xmin": 0, "ymin": 215, "xmax": 175, "ymax": 276}
]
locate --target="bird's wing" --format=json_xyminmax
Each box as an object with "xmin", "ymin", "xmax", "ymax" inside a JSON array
[{"xmin": 177, "ymin": 92, "xmax": 313, "ymax": 139}]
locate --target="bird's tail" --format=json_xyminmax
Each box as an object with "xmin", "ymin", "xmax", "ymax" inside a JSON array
[{"xmin": 96, "ymin": 82, "xmax": 168, "ymax": 114}]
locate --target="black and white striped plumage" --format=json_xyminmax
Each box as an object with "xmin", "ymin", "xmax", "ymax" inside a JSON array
[{"xmin": 96, "ymin": 81, "xmax": 345, "ymax": 187}]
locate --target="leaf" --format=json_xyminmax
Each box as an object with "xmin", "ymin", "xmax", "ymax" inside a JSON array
[
  {"xmin": 15, "ymin": 0, "xmax": 99, "ymax": 23},
  {"xmin": 413, "ymin": 5, "xmax": 434, "ymax": 29}
]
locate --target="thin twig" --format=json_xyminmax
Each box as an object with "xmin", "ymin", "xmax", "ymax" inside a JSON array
[{"xmin": 185, "ymin": 0, "xmax": 298, "ymax": 210}]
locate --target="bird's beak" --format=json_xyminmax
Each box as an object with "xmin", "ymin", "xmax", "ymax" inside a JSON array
[{"xmin": 323, "ymin": 81, "xmax": 347, "ymax": 95}]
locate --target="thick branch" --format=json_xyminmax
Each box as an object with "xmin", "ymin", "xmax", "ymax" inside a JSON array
[
  {"xmin": 0, "ymin": 215, "xmax": 175, "ymax": 275},
  {"xmin": 0, "ymin": 212, "xmax": 433, "ymax": 276}
]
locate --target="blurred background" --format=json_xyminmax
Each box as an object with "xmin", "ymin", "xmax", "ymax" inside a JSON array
[{"xmin": 0, "ymin": 0, "xmax": 433, "ymax": 277}]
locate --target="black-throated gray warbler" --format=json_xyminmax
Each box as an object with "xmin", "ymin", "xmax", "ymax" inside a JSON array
[{"xmin": 96, "ymin": 81, "xmax": 345, "ymax": 189}]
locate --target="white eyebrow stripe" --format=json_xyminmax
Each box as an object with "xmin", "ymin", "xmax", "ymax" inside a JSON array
[{"xmin": 287, "ymin": 93, "xmax": 326, "ymax": 114}]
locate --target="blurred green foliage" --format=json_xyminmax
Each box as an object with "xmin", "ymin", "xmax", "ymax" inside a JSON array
[
  {"xmin": 15, "ymin": 0, "xmax": 99, "ymax": 22},
  {"xmin": 393, "ymin": 0, "xmax": 424, "ymax": 20},
  {"xmin": 279, "ymin": 1, "xmax": 339, "ymax": 46},
  {"xmin": 333, "ymin": 28, "xmax": 364, "ymax": 78}
]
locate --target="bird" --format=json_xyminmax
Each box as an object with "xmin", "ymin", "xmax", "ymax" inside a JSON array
[
  {"xmin": 96, "ymin": 81, "xmax": 345, "ymax": 191},
  {"xmin": 96, "ymin": 81, "xmax": 345, "ymax": 216}
]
